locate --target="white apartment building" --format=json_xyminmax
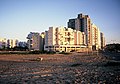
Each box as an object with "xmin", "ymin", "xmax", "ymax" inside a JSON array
[
  {"xmin": 92, "ymin": 24, "xmax": 101, "ymax": 50},
  {"xmin": 27, "ymin": 32, "xmax": 45, "ymax": 51},
  {"xmin": 44, "ymin": 27, "xmax": 86, "ymax": 52},
  {"xmin": 27, "ymin": 32, "xmax": 40, "ymax": 50}
]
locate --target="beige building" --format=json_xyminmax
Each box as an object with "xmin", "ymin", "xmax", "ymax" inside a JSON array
[
  {"xmin": 27, "ymin": 32, "xmax": 45, "ymax": 51},
  {"xmin": 74, "ymin": 30, "xmax": 86, "ymax": 45},
  {"xmin": 0, "ymin": 38, "xmax": 18, "ymax": 49},
  {"xmin": 7, "ymin": 39, "xmax": 18, "ymax": 48},
  {"xmin": 92, "ymin": 24, "xmax": 101, "ymax": 50},
  {"xmin": 68, "ymin": 13, "xmax": 93, "ymax": 48},
  {"xmin": 68, "ymin": 13, "xmax": 106, "ymax": 50},
  {"xmin": 44, "ymin": 27, "xmax": 86, "ymax": 52},
  {"xmin": 0, "ymin": 38, "xmax": 7, "ymax": 49},
  {"xmin": 27, "ymin": 32, "xmax": 40, "ymax": 50}
]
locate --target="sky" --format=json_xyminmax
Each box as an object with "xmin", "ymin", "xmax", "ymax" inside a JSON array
[{"xmin": 0, "ymin": 0, "xmax": 120, "ymax": 44}]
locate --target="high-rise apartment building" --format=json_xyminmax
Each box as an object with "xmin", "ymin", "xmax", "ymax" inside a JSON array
[
  {"xmin": 68, "ymin": 19, "xmax": 76, "ymax": 30},
  {"xmin": 44, "ymin": 27, "xmax": 86, "ymax": 52},
  {"xmin": 68, "ymin": 13, "xmax": 105, "ymax": 50},
  {"xmin": 27, "ymin": 32, "xmax": 40, "ymax": 50},
  {"xmin": 92, "ymin": 24, "xmax": 101, "ymax": 50},
  {"xmin": 27, "ymin": 32, "xmax": 45, "ymax": 51},
  {"xmin": 40, "ymin": 32, "xmax": 45, "ymax": 51},
  {"xmin": 68, "ymin": 13, "xmax": 92, "ymax": 47}
]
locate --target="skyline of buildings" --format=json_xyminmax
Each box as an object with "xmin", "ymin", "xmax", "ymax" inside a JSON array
[
  {"xmin": 0, "ymin": 13, "xmax": 106, "ymax": 52},
  {"xmin": 1, "ymin": 0, "xmax": 119, "ymax": 44},
  {"xmin": 26, "ymin": 13, "xmax": 106, "ymax": 52},
  {"xmin": 0, "ymin": 38, "xmax": 19, "ymax": 49}
]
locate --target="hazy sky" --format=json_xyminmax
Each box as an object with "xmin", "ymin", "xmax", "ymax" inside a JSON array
[{"xmin": 0, "ymin": 0, "xmax": 120, "ymax": 44}]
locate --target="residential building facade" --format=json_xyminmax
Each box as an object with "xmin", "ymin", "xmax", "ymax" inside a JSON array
[
  {"xmin": 68, "ymin": 19, "xmax": 76, "ymax": 30},
  {"xmin": 68, "ymin": 13, "xmax": 93, "ymax": 47},
  {"xmin": 0, "ymin": 38, "xmax": 7, "ymax": 49},
  {"xmin": 40, "ymin": 32, "xmax": 45, "ymax": 51},
  {"xmin": 44, "ymin": 27, "xmax": 86, "ymax": 52},
  {"xmin": 7, "ymin": 39, "xmax": 18, "ymax": 48},
  {"xmin": 0, "ymin": 38, "xmax": 18, "ymax": 49},
  {"xmin": 27, "ymin": 32, "xmax": 45, "ymax": 51},
  {"xmin": 27, "ymin": 32, "xmax": 40, "ymax": 50},
  {"xmin": 26, "ymin": 13, "xmax": 105, "ymax": 52},
  {"xmin": 68, "ymin": 13, "xmax": 105, "ymax": 50},
  {"xmin": 74, "ymin": 30, "xmax": 86, "ymax": 45},
  {"xmin": 92, "ymin": 24, "xmax": 101, "ymax": 50}
]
